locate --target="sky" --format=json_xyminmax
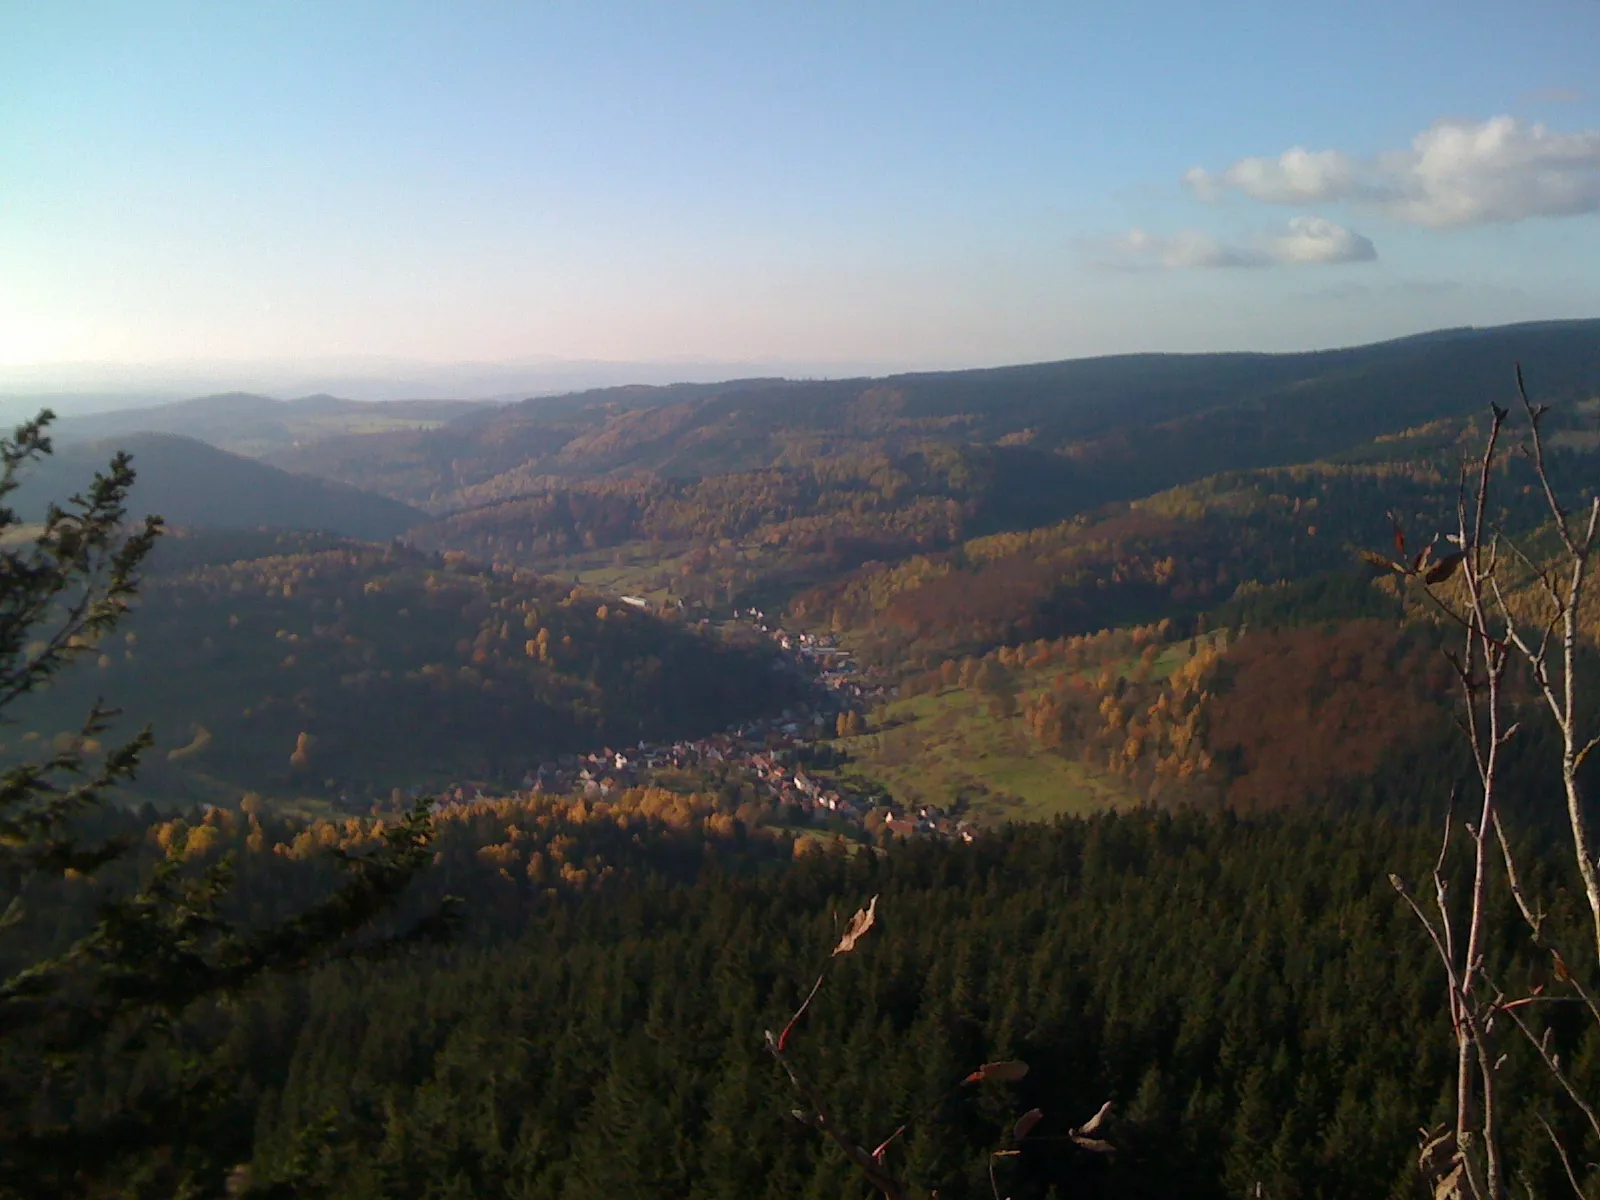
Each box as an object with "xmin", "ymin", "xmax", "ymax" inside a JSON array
[{"xmin": 4, "ymin": 0, "xmax": 1600, "ymax": 385}]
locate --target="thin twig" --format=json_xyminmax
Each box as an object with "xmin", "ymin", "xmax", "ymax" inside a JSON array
[
  {"xmin": 1536, "ymin": 1113, "xmax": 1585, "ymax": 1200},
  {"xmin": 1496, "ymin": 992, "xmax": 1600, "ymax": 1145},
  {"xmin": 766, "ymin": 1033, "xmax": 909, "ymax": 1200}
]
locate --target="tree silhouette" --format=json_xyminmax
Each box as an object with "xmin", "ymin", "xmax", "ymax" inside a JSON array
[{"xmin": 0, "ymin": 413, "xmax": 445, "ymax": 1199}]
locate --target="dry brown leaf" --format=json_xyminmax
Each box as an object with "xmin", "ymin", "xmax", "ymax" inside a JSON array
[
  {"xmin": 832, "ymin": 895, "xmax": 878, "ymax": 956},
  {"xmin": 1013, "ymin": 1108, "xmax": 1044, "ymax": 1142},
  {"xmin": 1076, "ymin": 1100, "xmax": 1112, "ymax": 1136},
  {"xmin": 964, "ymin": 1060, "xmax": 1029, "ymax": 1085},
  {"xmin": 1424, "ymin": 552, "xmax": 1465, "ymax": 585},
  {"xmin": 1070, "ymin": 1135, "xmax": 1115, "ymax": 1154},
  {"xmin": 1417, "ymin": 1127, "xmax": 1453, "ymax": 1172}
]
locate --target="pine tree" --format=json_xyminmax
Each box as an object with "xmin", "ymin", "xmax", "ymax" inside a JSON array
[{"xmin": 0, "ymin": 413, "xmax": 447, "ymax": 1199}]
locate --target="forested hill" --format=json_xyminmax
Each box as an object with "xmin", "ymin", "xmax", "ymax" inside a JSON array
[
  {"xmin": 5, "ymin": 531, "xmax": 802, "ymax": 806},
  {"xmin": 12, "ymin": 433, "xmax": 426, "ymax": 540},
  {"xmin": 267, "ymin": 320, "xmax": 1600, "ymax": 511},
  {"xmin": 14, "ymin": 329, "xmax": 1596, "ymax": 826}
]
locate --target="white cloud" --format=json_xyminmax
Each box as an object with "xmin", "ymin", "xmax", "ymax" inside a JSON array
[
  {"xmin": 1186, "ymin": 116, "xmax": 1600, "ymax": 228},
  {"xmin": 1101, "ymin": 218, "xmax": 1375, "ymax": 270},
  {"xmin": 1267, "ymin": 216, "xmax": 1377, "ymax": 264},
  {"xmin": 1387, "ymin": 117, "xmax": 1600, "ymax": 225},
  {"xmin": 1184, "ymin": 148, "xmax": 1358, "ymax": 205}
]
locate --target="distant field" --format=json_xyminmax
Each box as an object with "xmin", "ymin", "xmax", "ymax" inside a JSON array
[
  {"xmin": 562, "ymin": 538, "xmax": 843, "ymax": 614},
  {"xmin": 569, "ymin": 546, "xmax": 690, "ymax": 602},
  {"xmin": 823, "ymin": 631, "xmax": 1231, "ymax": 824},
  {"xmin": 226, "ymin": 413, "xmax": 459, "ymax": 458},
  {"xmin": 827, "ymin": 679, "xmax": 1137, "ymax": 824},
  {"xmin": 291, "ymin": 415, "xmax": 460, "ymax": 438}
]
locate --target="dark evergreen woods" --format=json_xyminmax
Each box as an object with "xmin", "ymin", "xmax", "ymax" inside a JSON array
[
  {"xmin": 13, "ymin": 794, "xmax": 1598, "ymax": 1198},
  {"xmin": 203, "ymin": 816, "xmax": 1588, "ymax": 1199}
]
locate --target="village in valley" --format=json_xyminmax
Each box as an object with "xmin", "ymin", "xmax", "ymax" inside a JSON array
[{"xmin": 425, "ymin": 609, "xmax": 978, "ymax": 842}]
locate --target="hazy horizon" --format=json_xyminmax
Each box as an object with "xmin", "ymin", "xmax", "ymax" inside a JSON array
[
  {"xmin": 0, "ymin": 355, "xmax": 918, "ymax": 407},
  {"xmin": 3, "ymin": 314, "xmax": 1596, "ymax": 423}
]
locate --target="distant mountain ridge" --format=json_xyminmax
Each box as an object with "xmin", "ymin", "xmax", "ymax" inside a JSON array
[
  {"xmin": 30, "ymin": 322, "xmax": 1600, "ymax": 539},
  {"xmin": 263, "ymin": 319, "xmax": 1600, "ymax": 512},
  {"xmin": 51, "ymin": 392, "xmax": 496, "ymax": 459},
  {"xmin": 17, "ymin": 433, "xmax": 425, "ymax": 541}
]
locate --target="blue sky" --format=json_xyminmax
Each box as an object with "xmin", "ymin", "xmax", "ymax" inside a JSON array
[{"xmin": 4, "ymin": 1, "xmax": 1600, "ymax": 376}]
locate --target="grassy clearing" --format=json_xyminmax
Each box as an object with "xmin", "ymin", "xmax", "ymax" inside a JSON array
[
  {"xmin": 1105, "ymin": 629, "xmax": 1226, "ymax": 683},
  {"xmin": 562, "ymin": 539, "xmax": 845, "ymax": 613},
  {"xmin": 824, "ymin": 632, "xmax": 1229, "ymax": 825},
  {"xmin": 239, "ymin": 414, "xmax": 462, "ymax": 456},
  {"xmin": 554, "ymin": 542, "xmax": 698, "ymax": 604},
  {"xmin": 827, "ymin": 679, "xmax": 1136, "ymax": 825}
]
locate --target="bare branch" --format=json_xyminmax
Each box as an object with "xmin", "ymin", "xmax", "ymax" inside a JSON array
[
  {"xmin": 766, "ymin": 1033, "xmax": 909, "ymax": 1200},
  {"xmin": 1575, "ymin": 731, "xmax": 1600, "ymax": 771},
  {"xmin": 776, "ymin": 970, "xmax": 826, "ymax": 1054},
  {"xmin": 1499, "ymin": 534, "xmax": 1563, "ymax": 616},
  {"xmin": 1392, "ymin": 874, "xmax": 1462, "ymax": 1012},
  {"xmin": 1497, "ymin": 996, "xmax": 1600, "ymax": 1146},
  {"xmin": 1516, "ymin": 364, "xmax": 1577, "ymax": 556},
  {"xmin": 1536, "ymin": 1114, "xmax": 1585, "ymax": 1200},
  {"xmin": 1488, "ymin": 811, "xmax": 1543, "ymax": 939}
]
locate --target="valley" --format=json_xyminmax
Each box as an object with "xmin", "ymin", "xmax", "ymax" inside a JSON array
[
  {"xmin": 9, "ymin": 7, "xmax": 1600, "ymax": 1196},
  {"xmin": 10, "ymin": 321, "xmax": 1600, "ymax": 1200},
  {"xmin": 15, "ymin": 319, "xmax": 1596, "ymax": 832},
  {"xmin": 19, "ymin": 12, "xmax": 1600, "ymax": 1195}
]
